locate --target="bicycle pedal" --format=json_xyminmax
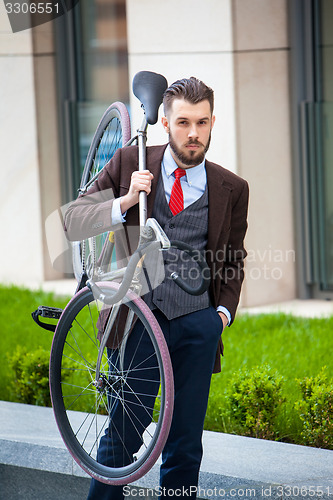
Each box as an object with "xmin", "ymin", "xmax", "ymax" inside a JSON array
[
  {"xmin": 31, "ymin": 305, "xmax": 63, "ymax": 333},
  {"xmin": 37, "ymin": 305, "xmax": 63, "ymax": 319}
]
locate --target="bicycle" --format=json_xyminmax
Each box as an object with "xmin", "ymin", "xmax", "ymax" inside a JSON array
[{"xmin": 33, "ymin": 71, "xmax": 211, "ymax": 486}]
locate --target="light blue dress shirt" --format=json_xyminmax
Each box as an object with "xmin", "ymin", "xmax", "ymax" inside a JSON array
[
  {"xmin": 112, "ymin": 145, "xmax": 231, "ymax": 325},
  {"xmin": 161, "ymin": 145, "xmax": 207, "ymax": 208}
]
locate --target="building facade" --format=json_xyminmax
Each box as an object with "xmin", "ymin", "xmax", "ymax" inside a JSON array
[{"xmin": 1, "ymin": 0, "xmax": 332, "ymax": 307}]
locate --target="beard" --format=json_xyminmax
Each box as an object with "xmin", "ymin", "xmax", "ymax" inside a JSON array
[{"xmin": 169, "ymin": 131, "xmax": 212, "ymax": 167}]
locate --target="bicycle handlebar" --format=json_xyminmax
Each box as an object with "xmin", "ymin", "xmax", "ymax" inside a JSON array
[
  {"xmin": 168, "ymin": 240, "xmax": 211, "ymax": 296},
  {"xmin": 87, "ymin": 235, "xmax": 211, "ymax": 305}
]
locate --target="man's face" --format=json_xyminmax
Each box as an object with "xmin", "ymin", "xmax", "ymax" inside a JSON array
[{"xmin": 162, "ymin": 98, "xmax": 215, "ymax": 169}]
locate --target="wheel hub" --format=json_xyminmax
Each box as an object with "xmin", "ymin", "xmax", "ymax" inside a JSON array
[{"xmin": 93, "ymin": 373, "xmax": 124, "ymax": 394}]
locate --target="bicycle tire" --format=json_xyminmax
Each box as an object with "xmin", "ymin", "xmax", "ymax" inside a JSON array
[
  {"xmin": 49, "ymin": 282, "xmax": 174, "ymax": 485},
  {"xmin": 72, "ymin": 102, "xmax": 131, "ymax": 282}
]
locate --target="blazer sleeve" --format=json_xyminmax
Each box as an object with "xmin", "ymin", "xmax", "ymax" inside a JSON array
[
  {"xmin": 219, "ymin": 178, "xmax": 249, "ymax": 323},
  {"xmin": 63, "ymin": 149, "xmax": 124, "ymax": 242}
]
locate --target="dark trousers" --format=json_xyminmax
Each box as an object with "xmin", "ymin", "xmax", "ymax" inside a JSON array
[{"xmin": 87, "ymin": 306, "xmax": 222, "ymax": 500}]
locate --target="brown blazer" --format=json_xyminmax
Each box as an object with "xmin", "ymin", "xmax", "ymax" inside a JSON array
[{"xmin": 64, "ymin": 144, "xmax": 249, "ymax": 372}]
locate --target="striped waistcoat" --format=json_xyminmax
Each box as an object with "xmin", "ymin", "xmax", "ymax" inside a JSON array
[{"xmin": 144, "ymin": 174, "xmax": 210, "ymax": 319}]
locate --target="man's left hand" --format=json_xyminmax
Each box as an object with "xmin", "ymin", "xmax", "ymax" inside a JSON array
[{"xmin": 218, "ymin": 312, "xmax": 229, "ymax": 332}]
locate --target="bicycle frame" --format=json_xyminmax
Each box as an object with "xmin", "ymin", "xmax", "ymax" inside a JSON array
[{"xmin": 35, "ymin": 70, "xmax": 210, "ymax": 389}]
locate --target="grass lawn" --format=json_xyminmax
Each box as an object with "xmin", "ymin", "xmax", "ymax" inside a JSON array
[
  {"xmin": 0, "ymin": 284, "xmax": 70, "ymax": 402},
  {"xmin": 1, "ymin": 283, "xmax": 332, "ymax": 445}
]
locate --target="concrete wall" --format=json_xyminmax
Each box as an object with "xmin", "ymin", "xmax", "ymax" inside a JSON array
[
  {"xmin": 126, "ymin": 0, "xmax": 238, "ymax": 174},
  {"xmin": 126, "ymin": 0, "xmax": 296, "ymax": 307},
  {"xmin": 0, "ymin": 4, "xmax": 44, "ymax": 285},
  {"xmin": 0, "ymin": 4, "xmax": 63, "ymax": 286},
  {"xmin": 232, "ymin": 0, "xmax": 296, "ymax": 306},
  {"xmin": 31, "ymin": 22, "xmax": 63, "ymax": 281}
]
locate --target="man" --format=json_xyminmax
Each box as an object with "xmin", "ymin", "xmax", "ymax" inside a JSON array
[{"xmin": 64, "ymin": 77, "xmax": 249, "ymax": 499}]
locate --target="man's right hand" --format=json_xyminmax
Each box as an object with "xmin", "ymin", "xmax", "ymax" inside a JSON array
[{"xmin": 120, "ymin": 170, "xmax": 154, "ymax": 213}]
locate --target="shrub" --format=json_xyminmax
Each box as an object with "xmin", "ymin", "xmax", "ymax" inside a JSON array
[
  {"xmin": 294, "ymin": 367, "xmax": 333, "ymax": 449},
  {"xmin": 225, "ymin": 365, "xmax": 285, "ymax": 440},
  {"xmin": 8, "ymin": 346, "xmax": 52, "ymax": 406}
]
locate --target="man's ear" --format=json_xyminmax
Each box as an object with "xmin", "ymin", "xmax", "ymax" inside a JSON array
[
  {"xmin": 211, "ymin": 114, "xmax": 216, "ymax": 129},
  {"xmin": 161, "ymin": 116, "xmax": 169, "ymax": 133}
]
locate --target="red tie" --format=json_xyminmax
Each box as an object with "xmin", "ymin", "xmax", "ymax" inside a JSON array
[{"xmin": 169, "ymin": 168, "xmax": 186, "ymax": 215}]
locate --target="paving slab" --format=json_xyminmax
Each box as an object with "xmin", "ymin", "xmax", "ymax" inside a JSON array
[
  {"xmin": 240, "ymin": 299, "xmax": 333, "ymax": 318},
  {"xmin": 1, "ymin": 401, "xmax": 333, "ymax": 499}
]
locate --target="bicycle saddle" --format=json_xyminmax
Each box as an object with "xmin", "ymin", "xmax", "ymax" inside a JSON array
[{"xmin": 133, "ymin": 71, "xmax": 168, "ymax": 125}]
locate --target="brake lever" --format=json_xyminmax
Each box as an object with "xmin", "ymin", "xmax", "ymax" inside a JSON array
[{"xmin": 145, "ymin": 218, "xmax": 171, "ymax": 249}]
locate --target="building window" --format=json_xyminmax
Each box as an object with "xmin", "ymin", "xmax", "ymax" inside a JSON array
[
  {"xmin": 290, "ymin": 0, "xmax": 333, "ymax": 297},
  {"xmin": 55, "ymin": 0, "xmax": 129, "ymax": 201}
]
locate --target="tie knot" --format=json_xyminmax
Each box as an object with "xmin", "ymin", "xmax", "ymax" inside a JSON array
[{"xmin": 174, "ymin": 168, "xmax": 186, "ymax": 180}]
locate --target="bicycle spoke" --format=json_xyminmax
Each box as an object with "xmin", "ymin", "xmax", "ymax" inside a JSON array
[{"xmin": 61, "ymin": 380, "xmax": 96, "ymax": 411}]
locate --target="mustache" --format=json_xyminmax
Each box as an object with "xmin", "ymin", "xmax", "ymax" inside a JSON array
[{"xmin": 185, "ymin": 139, "xmax": 204, "ymax": 146}]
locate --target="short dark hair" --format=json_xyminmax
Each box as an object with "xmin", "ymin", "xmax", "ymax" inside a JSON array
[{"xmin": 163, "ymin": 77, "xmax": 214, "ymax": 116}]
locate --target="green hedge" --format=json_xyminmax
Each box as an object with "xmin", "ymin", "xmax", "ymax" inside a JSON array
[
  {"xmin": 295, "ymin": 367, "xmax": 333, "ymax": 448},
  {"xmin": 224, "ymin": 365, "xmax": 285, "ymax": 440}
]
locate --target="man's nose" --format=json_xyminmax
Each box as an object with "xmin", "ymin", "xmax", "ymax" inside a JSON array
[{"xmin": 188, "ymin": 125, "xmax": 199, "ymax": 139}]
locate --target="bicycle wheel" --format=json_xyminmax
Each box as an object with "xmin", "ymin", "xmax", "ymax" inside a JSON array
[
  {"xmin": 49, "ymin": 281, "xmax": 174, "ymax": 485},
  {"xmin": 72, "ymin": 102, "xmax": 131, "ymax": 282}
]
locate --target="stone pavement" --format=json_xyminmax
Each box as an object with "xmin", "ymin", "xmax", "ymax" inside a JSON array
[
  {"xmin": 1, "ymin": 401, "xmax": 333, "ymax": 500},
  {"xmin": 241, "ymin": 298, "xmax": 333, "ymax": 318}
]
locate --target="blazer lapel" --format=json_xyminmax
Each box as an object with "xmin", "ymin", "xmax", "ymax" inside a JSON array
[
  {"xmin": 146, "ymin": 144, "xmax": 168, "ymax": 218},
  {"xmin": 206, "ymin": 161, "xmax": 233, "ymax": 254}
]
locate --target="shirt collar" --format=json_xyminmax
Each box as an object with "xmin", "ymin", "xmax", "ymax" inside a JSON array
[{"xmin": 162, "ymin": 145, "xmax": 206, "ymax": 187}]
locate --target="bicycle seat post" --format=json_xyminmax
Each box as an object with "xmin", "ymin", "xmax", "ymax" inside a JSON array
[
  {"xmin": 132, "ymin": 71, "xmax": 168, "ymax": 234},
  {"xmin": 137, "ymin": 115, "xmax": 148, "ymax": 229}
]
